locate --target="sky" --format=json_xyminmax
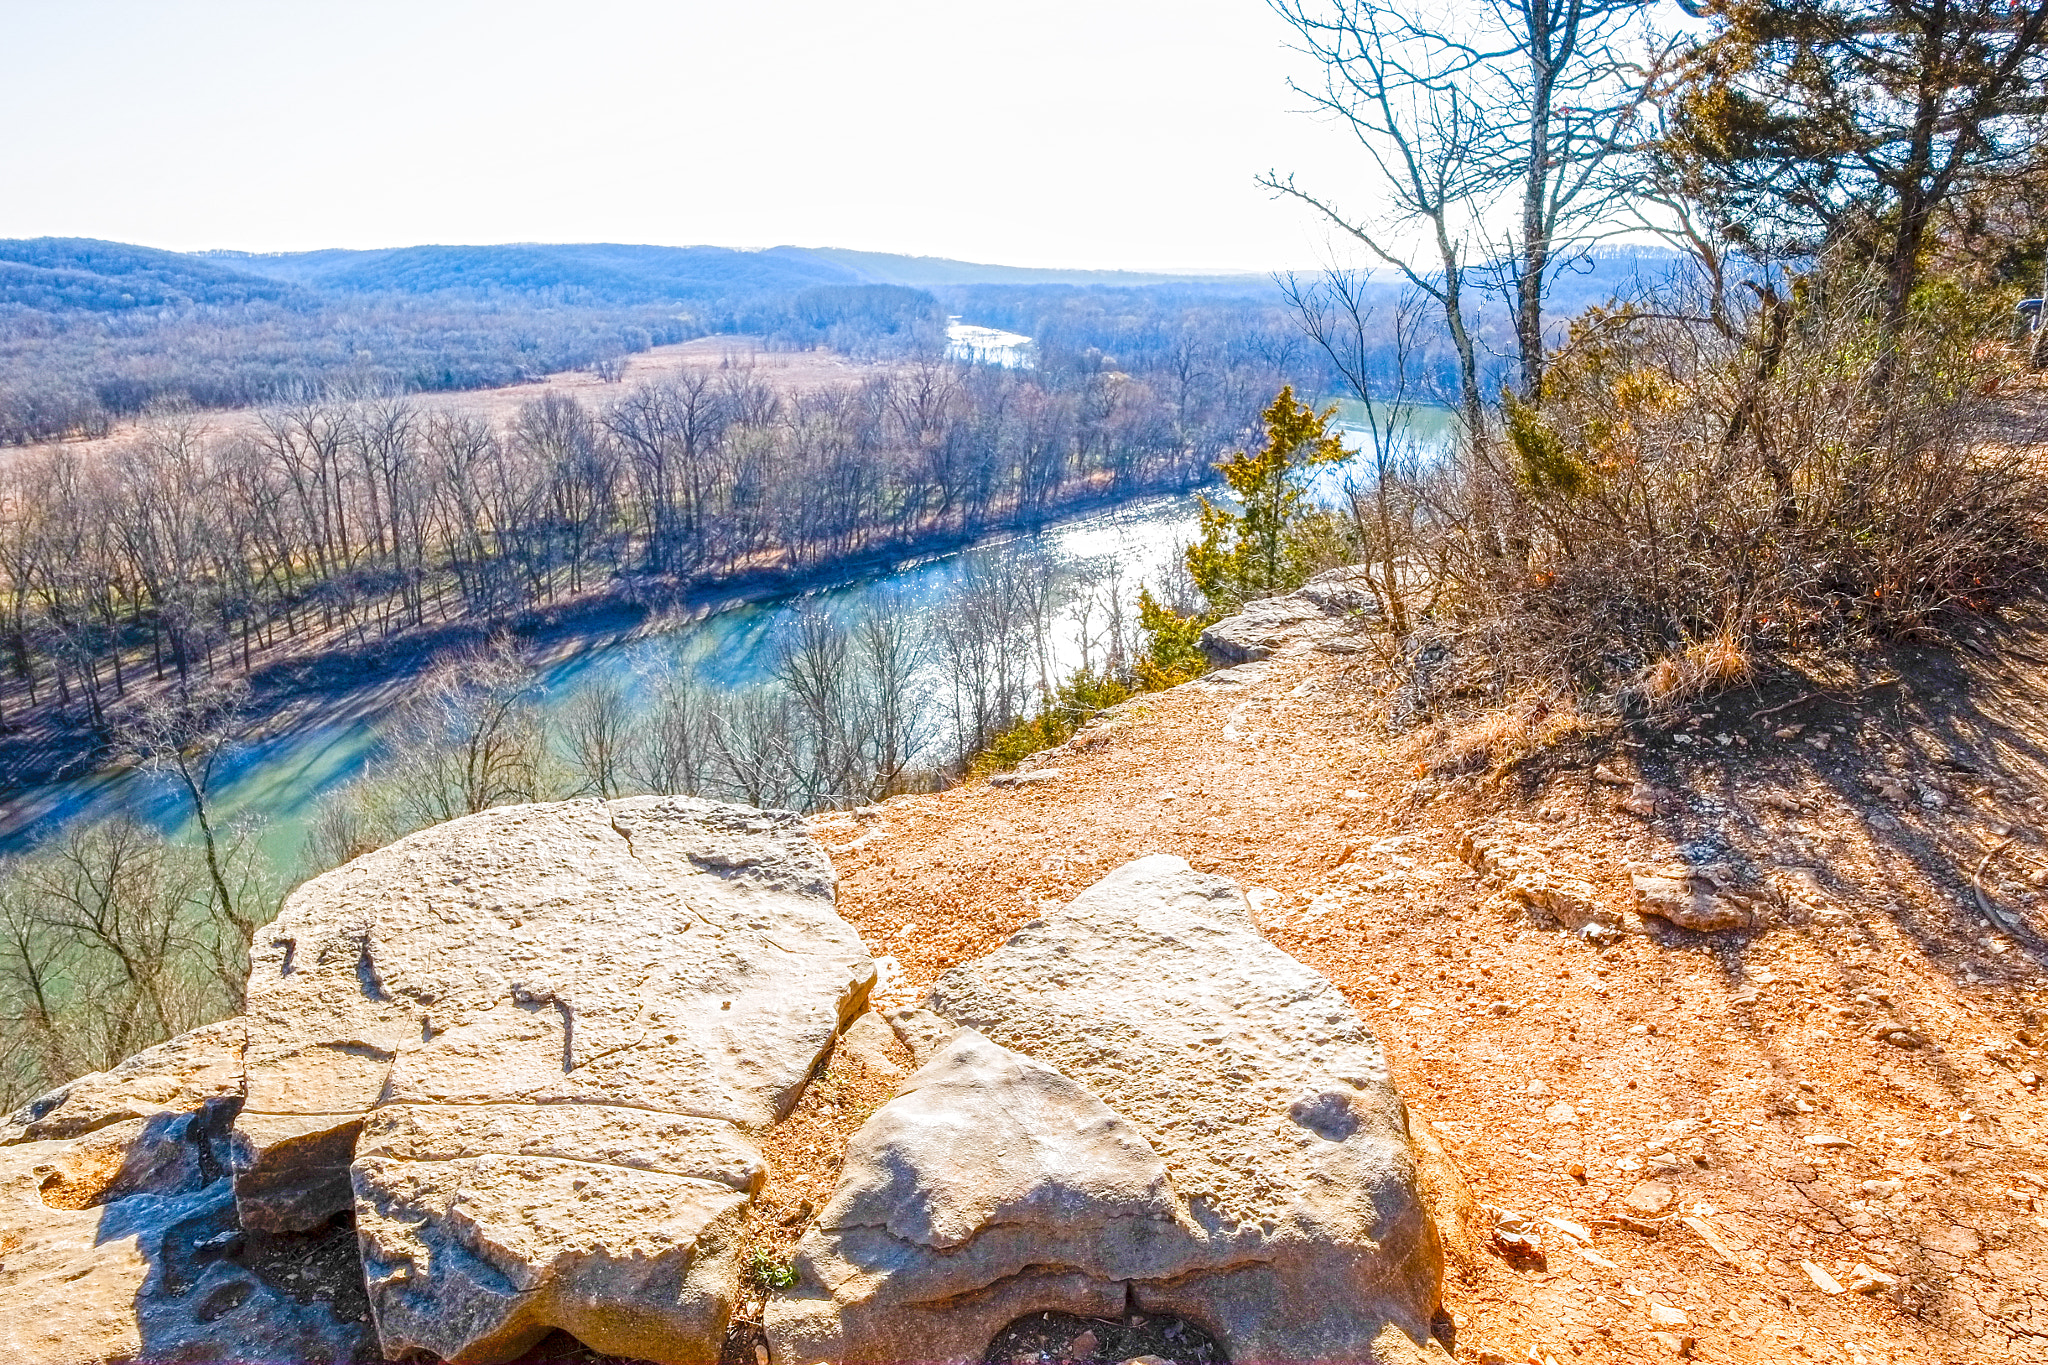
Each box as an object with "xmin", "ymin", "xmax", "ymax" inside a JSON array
[{"xmin": 0, "ymin": 0, "xmax": 1370, "ymax": 273}]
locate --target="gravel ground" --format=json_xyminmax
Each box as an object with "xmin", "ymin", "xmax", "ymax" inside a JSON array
[{"xmin": 803, "ymin": 593, "xmax": 2048, "ymax": 1364}]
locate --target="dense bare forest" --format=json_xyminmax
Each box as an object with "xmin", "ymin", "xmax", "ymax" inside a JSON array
[
  {"xmin": 0, "ymin": 239, "xmax": 1317, "ymax": 446},
  {"xmin": 0, "ymin": 342, "xmax": 1293, "ymax": 744}
]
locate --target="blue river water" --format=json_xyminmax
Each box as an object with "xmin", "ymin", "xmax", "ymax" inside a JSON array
[
  {"xmin": 0, "ymin": 493, "xmax": 1206, "ymax": 877},
  {"xmin": 0, "ymin": 405, "xmax": 1455, "ymax": 879}
]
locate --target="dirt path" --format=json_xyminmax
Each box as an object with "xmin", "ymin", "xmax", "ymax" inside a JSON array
[{"xmin": 802, "ymin": 602, "xmax": 2048, "ymax": 1363}]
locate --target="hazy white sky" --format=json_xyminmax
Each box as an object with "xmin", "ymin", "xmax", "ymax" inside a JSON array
[{"xmin": 0, "ymin": 0, "xmax": 1368, "ymax": 271}]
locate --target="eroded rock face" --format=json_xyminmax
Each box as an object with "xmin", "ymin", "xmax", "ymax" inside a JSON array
[
  {"xmin": 1198, "ymin": 566, "xmax": 1377, "ymax": 667},
  {"xmin": 353, "ymin": 1104, "xmax": 759, "ymax": 1363},
  {"xmin": 0, "ymin": 1026, "xmax": 375, "ymax": 1365},
  {"xmin": 3, "ymin": 1021, "xmax": 247, "ymax": 1146},
  {"xmin": 5, "ymin": 797, "xmax": 873, "ymax": 1365},
  {"xmin": 769, "ymin": 855, "xmax": 1445, "ymax": 1365},
  {"xmin": 225, "ymin": 796, "xmax": 872, "ymax": 1364}
]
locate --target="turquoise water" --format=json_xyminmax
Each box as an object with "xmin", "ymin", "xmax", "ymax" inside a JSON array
[
  {"xmin": 0, "ymin": 493, "xmax": 1207, "ymax": 876},
  {"xmin": 0, "ymin": 406, "xmax": 1456, "ymax": 878}
]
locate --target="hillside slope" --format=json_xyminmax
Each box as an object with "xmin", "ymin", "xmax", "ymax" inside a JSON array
[
  {"xmin": 0, "ymin": 238, "xmax": 305, "ymax": 311},
  {"xmin": 804, "ymin": 588, "xmax": 2048, "ymax": 1364}
]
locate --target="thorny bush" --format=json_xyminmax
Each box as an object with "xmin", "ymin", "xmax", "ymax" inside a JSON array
[{"xmin": 1409, "ymin": 259, "xmax": 2047, "ymax": 727}]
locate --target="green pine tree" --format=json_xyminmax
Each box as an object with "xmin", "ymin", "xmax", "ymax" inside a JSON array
[{"xmin": 1184, "ymin": 386, "xmax": 1349, "ymax": 613}]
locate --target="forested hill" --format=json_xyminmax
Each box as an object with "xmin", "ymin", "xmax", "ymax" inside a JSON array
[
  {"xmin": 205, "ymin": 243, "xmax": 867, "ymax": 302},
  {"xmin": 0, "ymin": 237, "xmax": 1302, "ymax": 445},
  {"xmin": 0, "ymin": 238, "xmax": 310, "ymax": 311},
  {"xmin": 0, "ymin": 235, "xmax": 1685, "ymax": 447},
  {"xmin": 201, "ymin": 242, "xmax": 1266, "ymax": 299}
]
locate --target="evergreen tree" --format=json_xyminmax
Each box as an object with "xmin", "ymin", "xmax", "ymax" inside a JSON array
[{"xmin": 1184, "ymin": 387, "xmax": 1349, "ymax": 611}]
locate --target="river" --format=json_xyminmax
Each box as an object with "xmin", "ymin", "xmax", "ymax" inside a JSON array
[
  {"xmin": 0, "ymin": 402, "xmax": 1453, "ymax": 881},
  {"xmin": 0, "ymin": 493, "xmax": 1207, "ymax": 878}
]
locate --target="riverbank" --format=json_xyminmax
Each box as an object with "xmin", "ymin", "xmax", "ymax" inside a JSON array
[{"xmin": 0, "ymin": 481, "xmax": 1206, "ymax": 848}]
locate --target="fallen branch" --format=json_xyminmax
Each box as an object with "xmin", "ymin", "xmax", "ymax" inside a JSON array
[
  {"xmin": 1973, "ymin": 838, "xmax": 2031, "ymax": 940},
  {"xmin": 1753, "ymin": 692, "xmax": 1820, "ymax": 720}
]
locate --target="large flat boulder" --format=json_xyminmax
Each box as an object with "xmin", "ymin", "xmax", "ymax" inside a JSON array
[
  {"xmin": 4, "ymin": 796, "xmax": 874, "ymax": 1365},
  {"xmin": 237, "ymin": 797, "xmax": 861, "ymax": 1232},
  {"xmin": 231, "ymin": 796, "xmax": 871, "ymax": 1364},
  {"xmin": 768, "ymin": 855, "xmax": 1445, "ymax": 1365}
]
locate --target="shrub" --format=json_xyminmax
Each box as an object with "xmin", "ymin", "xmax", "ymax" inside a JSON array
[{"xmin": 1413, "ymin": 257, "xmax": 2044, "ymax": 717}]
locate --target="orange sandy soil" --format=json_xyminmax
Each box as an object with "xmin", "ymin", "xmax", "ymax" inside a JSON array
[{"xmin": 795, "ymin": 601, "xmax": 2048, "ymax": 1364}]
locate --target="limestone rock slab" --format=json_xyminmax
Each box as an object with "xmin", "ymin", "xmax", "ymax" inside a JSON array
[
  {"xmin": 1198, "ymin": 566, "xmax": 1377, "ymax": 666},
  {"xmin": 234, "ymin": 796, "xmax": 869, "ymax": 1226},
  {"xmin": 227, "ymin": 796, "xmax": 872, "ymax": 1363},
  {"xmin": 770, "ymin": 855, "xmax": 1445, "ymax": 1365},
  {"xmin": 3, "ymin": 1020, "xmax": 245, "ymax": 1146},
  {"xmin": 1631, "ymin": 864, "xmax": 1768, "ymax": 931},
  {"xmin": 353, "ymin": 1104, "xmax": 755, "ymax": 1364},
  {"xmin": 0, "ymin": 1054, "xmax": 373, "ymax": 1365}
]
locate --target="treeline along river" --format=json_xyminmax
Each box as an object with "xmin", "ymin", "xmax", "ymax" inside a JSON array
[
  {"xmin": 0, "ymin": 316, "xmax": 1449, "ymax": 872},
  {"xmin": 0, "ymin": 321, "xmax": 1329, "ymax": 869},
  {"xmin": 0, "ymin": 492, "xmax": 1204, "ymax": 873}
]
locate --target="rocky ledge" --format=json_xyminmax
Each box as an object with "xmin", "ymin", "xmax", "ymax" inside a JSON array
[
  {"xmin": 2, "ymin": 804, "xmax": 1445, "ymax": 1365},
  {"xmin": 1197, "ymin": 566, "xmax": 1379, "ymax": 668},
  {"xmin": 770, "ymin": 855, "xmax": 1448, "ymax": 1365}
]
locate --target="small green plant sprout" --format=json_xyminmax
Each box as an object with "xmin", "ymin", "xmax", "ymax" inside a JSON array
[{"xmin": 748, "ymin": 1247, "xmax": 799, "ymax": 1292}]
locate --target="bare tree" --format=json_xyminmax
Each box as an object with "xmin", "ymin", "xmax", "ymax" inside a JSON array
[
  {"xmin": 1284, "ymin": 273, "xmax": 1441, "ymax": 636},
  {"xmin": 1267, "ymin": 0, "xmax": 1661, "ymax": 405},
  {"xmin": 705, "ymin": 687, "xmax": 802, "ymax": 810},
  {"xmin": 1480, "ymin": 0, "xmax": 1664, "ymax": 396},
  {"xmin": 777, "ymin": 605, "xmax": 858, "ymax": 802},
  {"xmin": 631, "ymin": 659, "xmax": 714, "ymax": 797},
  {"xmin": 383, "ymin": 639, "xmax": 552, "ymax": 826},
  {"xmin": 18, "ymin": 819, "xmax": 205, "ymax": 1078},
  {"xmin": 115, "ymin": 676, "xmax": 253, "ymax": 955},
  {"xmin": 559, "ymin": 676, "xmax": 635, "ymax": 799},
  {"xmin": 848, "ymin": 599, "xmax": 933, "ymax": 800},
  {"xmin": 1265, "ymin": 0, "xmax": 1496, "ymax": 436},
  {"xmin": 0, "ymin": 865, "xmax": 75, "ymax": 1100}
]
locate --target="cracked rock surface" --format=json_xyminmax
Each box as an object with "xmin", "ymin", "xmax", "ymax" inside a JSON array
[
  {"xmin": 1198, "ymin": 566, "xmax": 1377, "ymax": 667},
  {"xmin": 5, "ymin": 796, "xmax": 873, "ymax": 1365},
  {"xmin": 0, "ymin": 1025, "xmax": 377, "ymax": 1365},
  {"xmin": 767, "ymin": 854, "xmax": 1445, "ymax": 1365}
]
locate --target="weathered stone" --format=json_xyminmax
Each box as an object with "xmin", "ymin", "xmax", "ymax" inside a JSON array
[
  {"xmin": 1801, "ymin": 1260, "xmax": 1846, "ymax": 1294},
  {"xmin": 770, "ymin": 854, "xmax": 1444, "ymax": 1365},
  {"xmin": 1199, "ymin": 567, "xmax": 1376, "ymax": 666},
  {"xmin": 1510, "ymin": 871, "xmax": 1625, "ymax": 936},
  {"xmin": 1624, "ymin": 1181, "xmax": 1677, "ymax": 1217},
  {"xmin": 0, "ymin": 1053, "xmax": 373, "ymax": 1365},
  {"xmin": 1407, "ymin": 1110, "xmax": 1482, "ymax": 1277},
  {"xmin": 989, "ymin": 768, "xmax": 1068, "ymax": 788},
  {"xmin": 1631, "ymin": 864, "xmax": 1767, "ymax": 932},
  {"xmin": 884, "ymin": 1006, "xmax": 960, "ymax": 1066},
  {"xmin": 837, "ymin": 1010, "xmax": 907, "ymax": 1077},
  {"xmin": 226, "ymin": 796, "xmax": 870, "ymax": 1364},
  {"xmin": 352, "ymin": 1104, "xmax": 758, "ymax": 1364},
  {"xmin": 3, "ymin": 1020, "xmax": 245, "ymax": 1146},
  {"xmin": 1455, "ymin": 830, "xmax": 1635, "ymax": 937}
]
